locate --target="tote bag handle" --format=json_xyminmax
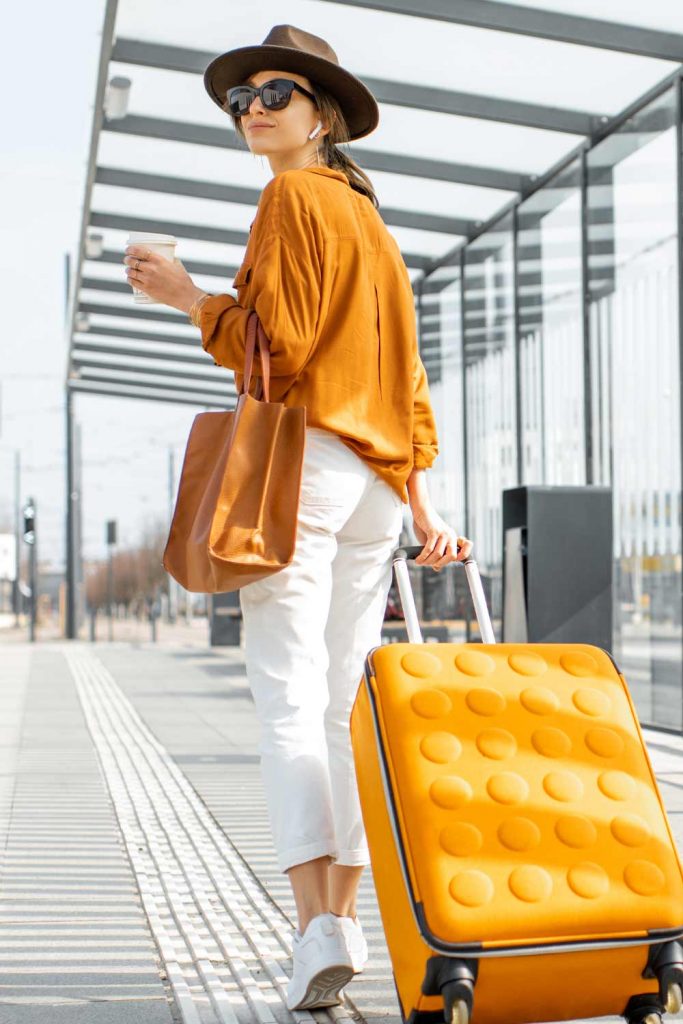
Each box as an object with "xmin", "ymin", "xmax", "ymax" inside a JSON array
[{"xmin": 240, "ymin": 310, "xmax": 271, "ymax": 402}]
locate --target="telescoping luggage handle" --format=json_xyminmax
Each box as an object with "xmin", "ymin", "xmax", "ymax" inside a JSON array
[{"xmin": 392, "ymin": 545, "xmax": 496, "ymax": 645}]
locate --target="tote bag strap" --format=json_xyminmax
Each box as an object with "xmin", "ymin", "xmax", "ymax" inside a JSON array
[
  {"xmin": 239, "ymin": 310, "xmax": 272, "ymax": 403},
  {"xmin": 256, "ymin": 319, "xmax": 271, "ymax": 402}
]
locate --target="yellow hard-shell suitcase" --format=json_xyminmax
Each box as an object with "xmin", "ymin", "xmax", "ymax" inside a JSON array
[{"xmin": 350, "ymin": 546, "xmax": 683, "ymax": 1024}]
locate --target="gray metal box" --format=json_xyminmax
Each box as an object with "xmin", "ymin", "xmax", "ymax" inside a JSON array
[{"xmin": 502, "ymin": 485, "xmax": 613, "ymax": 650}]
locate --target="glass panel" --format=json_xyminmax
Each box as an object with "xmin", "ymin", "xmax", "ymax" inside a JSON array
[
  {"xmin": 97, "ymin": 127, "xmax": 509, "ymax": 222},
  {"xmin": 92, "ymin": 182, "xmax": 258, "ymax": 233},
  {"xmin": 420, "ymin": 261, "xmax": 467, "ymax": 641},
  {"xmin": 114, "ymin": 0, "xmax": 674, "ymax": 120},
  {"xmin": 587, "ymin": 83, "xmax": 682, "ymax": 729},
  {"xmin": 387, "ymin": 261, "xmax": 467, "ymax": 643},
  {"xmin": 464, "ymin": 210, "xmax": 517, "ymax": 638},
  {"xmin": 518, "ymin": 156, "xmax": 585, "ymax": 484},
  {"xmin": 511, "ymin": 0, "xmax": 683, "ymax": 34},
  {"xmin": 354, "ymin": 104, "xmax": 579, "ymax": 173}
]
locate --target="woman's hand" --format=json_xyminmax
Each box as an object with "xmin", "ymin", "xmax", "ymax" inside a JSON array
[
  {"xmin": 123, "ymin": 245, "xmax": 205, "ymax": 313},
  {"xmin": 411, "ymin": 502, "xmax": 473, "ymax": 572}
]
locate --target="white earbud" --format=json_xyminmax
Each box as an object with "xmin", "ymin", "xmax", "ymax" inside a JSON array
[{"xmin": 308, "ymin": 120, "xmax": 323, "ymax": 140}]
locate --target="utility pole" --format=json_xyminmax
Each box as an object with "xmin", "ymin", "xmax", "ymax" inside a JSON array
[
  {"xmin": 65, "ymin": 387, "xmax": 78, "ymax": 638},
  {"xmin": 0, "ymin": 391, "xmax": 21, "ymax": 628},
  {"xmin": 23, "ymin": 498, "xmax": 37, "ymax": 643},
  {"xmin": 168, "ymin": 447, "xmax": 177, "ymax": 625},
  {"xmin": 13, "ymin": 451, "xmax": 20, "ymax": 627},
  {"xmin": 106, "ymin": 520, "xmax": 116, "ymax": 641}
]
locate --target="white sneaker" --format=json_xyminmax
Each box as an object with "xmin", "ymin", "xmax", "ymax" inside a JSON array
[
  {"xmin": 286, "ymin": 912, "xmax": 354, "ymax": 1010},
  {"xmin": 336, "ymin": 915, "xmax": 369, "ymax": 973}
]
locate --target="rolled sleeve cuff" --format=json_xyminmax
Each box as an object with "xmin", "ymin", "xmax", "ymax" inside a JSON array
[
  {"xmin": 412, "ymin": 443, "xmax": 438, "ymax": 470},
  {"xmin": 197, "ymin": 293, "xmax": 240, "ymax": 365}
]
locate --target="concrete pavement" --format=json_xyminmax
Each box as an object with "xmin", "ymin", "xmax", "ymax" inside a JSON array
[{"xmin": 1, "ymin": 638, "xmax": 682, "ymax": 1023}]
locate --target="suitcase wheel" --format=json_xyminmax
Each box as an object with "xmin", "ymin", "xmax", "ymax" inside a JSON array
[
  {"xmin": 441, "ymin": 982, "xmax": 472, "ymax": 1024},
  {"xmin": 665, "ymin": 983, "xmax": 683, "ymax": 1016},
  {"xmin": 445, "ymin": 996, "xmax": 470, "ymax": 1024}
]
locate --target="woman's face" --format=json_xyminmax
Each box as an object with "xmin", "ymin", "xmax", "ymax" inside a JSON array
[{"xmin": 238, "ymin": 69, "xmax": 324, "ymax": 157}]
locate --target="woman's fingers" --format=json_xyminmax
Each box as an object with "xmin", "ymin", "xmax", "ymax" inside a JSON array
[
  {"xmin": 414, "ymin": 532, "xmax": 444, "ymax": 565},
  {"xmin": 456, "ymin": 537, "xmax": 474, "ymax": 561},
  {"xmin": 416, "ymin": 531, "xmax": 451, "ymax": 570},
  {"xmin": 416, "ymin": 531, "xmax": 473, "ymax": 570}
]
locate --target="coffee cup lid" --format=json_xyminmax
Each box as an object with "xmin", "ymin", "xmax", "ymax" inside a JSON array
[{"xmin": 126, "ymin": 232, "xmax": 177, "ymax": 244}]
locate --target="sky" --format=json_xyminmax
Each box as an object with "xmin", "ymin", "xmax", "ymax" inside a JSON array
[{"xmin": 0, "ymin": 0, "xmax": 198, "ymax": 570}]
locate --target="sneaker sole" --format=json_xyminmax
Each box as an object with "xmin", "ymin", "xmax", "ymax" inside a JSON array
[{"xmin": 288, "ymin": 963, "xmax": 355, "ymax": 1010}]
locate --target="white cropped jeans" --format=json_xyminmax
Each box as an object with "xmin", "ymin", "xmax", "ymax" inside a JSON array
[{"xmin": 239, "ymin": 426, "xmax": 405, "ymax": 873}]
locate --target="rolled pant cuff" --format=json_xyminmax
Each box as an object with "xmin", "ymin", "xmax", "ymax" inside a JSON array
[
  {"xmin": 279, "ymin": 839, "xmax": 338, "ymax": 874},
  {"xmin": 332, "ymin": 848, "xmax": 371, "ymax": 867}
]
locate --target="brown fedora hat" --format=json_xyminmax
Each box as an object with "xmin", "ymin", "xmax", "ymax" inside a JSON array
[{"xmin": 203, "ymin": 24, "xmax": 379, "ymax": 141}]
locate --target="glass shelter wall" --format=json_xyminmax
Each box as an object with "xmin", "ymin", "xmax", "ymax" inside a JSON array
[
  {"xmin": 586, "ymin": 84, "xmax": 682, "ymax": 729},
  {"xmin": 415, "ymin": 263, "xmax": 468, "ymax": 638},
  {"xmin": 421, "ymin": 83, "xmax": 683, "ymax": 728},
  {"xmin": 517, "ymin": 158, "xmax": 585, "ymax": 486},
  {"xmin": 463, "ymin": 211, "xmax": 517, "ymax": 638}
]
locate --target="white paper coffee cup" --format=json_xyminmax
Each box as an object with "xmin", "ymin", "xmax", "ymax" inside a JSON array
[{"xmin": 126, "ymin": 232, "xmax": 178, "ymax": 304}]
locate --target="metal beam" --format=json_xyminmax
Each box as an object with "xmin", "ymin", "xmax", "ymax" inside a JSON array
[
  {"xmin": 82, "ymin": 276, "xmax": 147, "ymax": 295},
  {"xmin": 65, "ymin": 0, "xmax": 119, "ymax": 639},
  {"xmin": 90, "ymin": 248, "xmax": 241, "ymax": 282},
  {"xmin": 103, "ymin": 114, "xmax": 528, "ymax": 192},
  {"xmin": 422, "ymin": 71, "xmax": 683, "ymax": 278},
  {"xmin": 65, "ymin": 0, "xmax": 118, "ymax": 384},
  {"xmin": 73, "ymin": 369, "xmax": 233, "ymax": 402},
  {"xmin": 676, "ymin": 78, "xmax": 683, "ymax": 717},
  {"xmin": 78, "ymin": 299, "xmax": 191, "ymax": 326},
  {"xmin": 74, "ymin": 358, "xmax": 235, "ymax": 390},
  {"xmin": 362, "ymin": 76, "xmax": 594, "ymax": 135},
  {"xmin": 316, "ymin": 0, "xmax": 683, "ymax": 61},
  {"xmin": 95, "ymin": 166, "xmax": 474, "ymax": 237},
  {"xmin": 90, "ymin": 210, "xmax": 249, "ymax": 248},
  {"xmin": 80, "ymin": 275, "xmax": 233, "ymax": 302},
  {"xmin": 76, "ymin": 324, "xmax": 199, "ymax": 348},
  {"xmin": 68, "ymin": 378, "xmax": 233, "ymax": 409},
  {"xmin": 74, "ymin": 340, "xmax": 221, "ymax": 369},
  {"xmin": 87, "ymin": 216, "xmax": 434, "ymax": 270},
  {"xmin": 111, "ymin": 37, "xmax": 594, "ymax": 135}
]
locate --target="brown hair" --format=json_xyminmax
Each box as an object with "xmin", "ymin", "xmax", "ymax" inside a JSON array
[{"xmin": 223, "ymin": 78, "xmax": 379, "ymax": 209}]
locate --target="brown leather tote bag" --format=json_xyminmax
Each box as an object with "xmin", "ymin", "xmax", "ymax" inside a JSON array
[{"xmin": 162, "ymin": 310, "xmax": 306, "ymax": 592}]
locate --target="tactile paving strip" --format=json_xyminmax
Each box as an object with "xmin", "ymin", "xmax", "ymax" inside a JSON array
[{"xmin": 65, "ymin": 646, "xmax": 360, "ymax": 1024}]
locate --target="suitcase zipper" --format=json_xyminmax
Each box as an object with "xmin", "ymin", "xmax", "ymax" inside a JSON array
[{"xmin": 361, "ymin": 663, "xmax": 683, "ymax": 958}]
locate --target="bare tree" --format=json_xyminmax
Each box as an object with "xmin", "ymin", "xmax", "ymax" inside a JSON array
[{"xmin": 85, "ymin": 517, "xmax": 170, "ymax": 613}]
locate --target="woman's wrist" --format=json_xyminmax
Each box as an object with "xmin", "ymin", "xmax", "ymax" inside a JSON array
[
  {"xmin": 177, "ymin": 285, "xmax": 209, "ymax": 317},
  {"xmin": 407, "ymin": 466, "xmax": 432, "ymax": 514}
]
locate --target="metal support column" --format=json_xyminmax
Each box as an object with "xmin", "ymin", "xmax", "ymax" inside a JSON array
[
  {"xmin": 65, "ymin": 387, "xmax": 77, "ymax": 639},
  {"xmin": 13, "ymin": 450, "xmax": 21, "ymax": 625},
  {"xmin": 460, "ymin": 252, "xmax": 471, "ymax": 642},
  {"xmin": 675, "ymin": 75, "xmax": 683, "ymax": 730},
  {"xmin": 512, "ymin": 206, "xmax": 523, "ymax": 485},
  {"xmin": 580, "ymin": 147, "xmax": 594, "ymax": 486},
  {"xmin": 168, "ymin": 448, "xmax": 177, "ymax": 625}
]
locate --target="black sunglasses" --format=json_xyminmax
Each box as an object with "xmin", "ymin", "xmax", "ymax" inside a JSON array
[{"xmin": 225, "ymin": 77, "xmax": 318, "ymax": 117}]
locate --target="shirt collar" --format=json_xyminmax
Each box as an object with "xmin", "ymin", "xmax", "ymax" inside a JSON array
[{"xmin": 301, "ymin": 166, "xmax": 349, "ymax": 184}]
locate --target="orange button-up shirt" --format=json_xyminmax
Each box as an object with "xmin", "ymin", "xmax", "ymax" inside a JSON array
[{"xmin": 197, "ymin": 165, "xmax": 439, "ymax": 503}]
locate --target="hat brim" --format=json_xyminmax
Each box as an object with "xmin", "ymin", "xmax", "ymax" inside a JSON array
[{"xmin": 203, "ymin": 45, "xmax": 379, "ymax": 141}]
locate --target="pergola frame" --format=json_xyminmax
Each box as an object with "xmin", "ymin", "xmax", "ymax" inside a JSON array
[{"xmin": 64, "ymin": 0, "xmax": 683, "ymax": 642}]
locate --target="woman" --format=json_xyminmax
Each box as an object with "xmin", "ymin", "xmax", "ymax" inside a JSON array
[{"xmin": 123, "ymin": 23, "xmax": 473, "ymax": 1013}]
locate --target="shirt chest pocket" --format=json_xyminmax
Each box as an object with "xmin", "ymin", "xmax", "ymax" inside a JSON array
[{"xmin": 232, "ymin": 262, "xmax": 252, "ymax": 298}]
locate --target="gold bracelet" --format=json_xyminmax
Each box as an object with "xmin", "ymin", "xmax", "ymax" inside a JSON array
[
  {"xmin": 189, "ymin": 292, "xmax": 211, "ymax": 326},
  {"xmin": 188, "ymin": 292, "xmax": 213, "ymax": 327}
]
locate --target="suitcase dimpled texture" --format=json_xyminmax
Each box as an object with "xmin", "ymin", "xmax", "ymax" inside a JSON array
[{"xmin": 350, "ymin": 548, "xmax": 683, "ymax": 1024}]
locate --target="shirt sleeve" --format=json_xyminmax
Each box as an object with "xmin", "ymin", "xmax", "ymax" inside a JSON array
[
  {"xmin": 412, "ymin": 351, "xmax": 439, "ymax": 470},
  {"xmin": 197, "ymin": 176, "xmax": 322, "ymax": 379}
]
